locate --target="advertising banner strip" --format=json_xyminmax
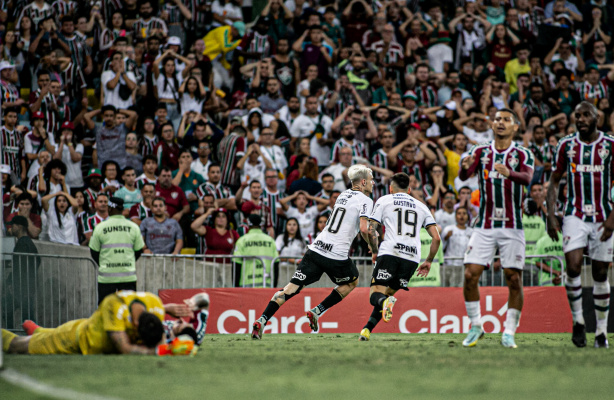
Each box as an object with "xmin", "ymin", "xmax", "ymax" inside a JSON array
[{"xmin": 159, "ymin": 287, "xmax": 572, "ymax": 334}]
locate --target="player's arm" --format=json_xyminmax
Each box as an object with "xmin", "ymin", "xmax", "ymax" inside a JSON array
[
  {"xmin": 546, "ymin": 165, "xmax": 564, "ymax": 242},
  {"xmin": 164, "ymin": 303, "xmax": 192, "ymax": 318},
  {"xmin": 364, "ymin": 219, "xmax": 381, "ymax": 257},
  {"xmin": 459, "ymin": 150, "xmax": 479, "ymax": 180},
  {"xmin": 107, "ymin": 331, "xmax": 156, "ymax": 355},
  {"xmin": 418, "ymin": 224, "xmax": 441, "ymax": 277}
]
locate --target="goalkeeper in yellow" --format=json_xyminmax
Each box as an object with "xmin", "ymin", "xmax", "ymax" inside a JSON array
[{"xmin": 2, "ymin": 290, "xmax": 193, "ymax": 355}]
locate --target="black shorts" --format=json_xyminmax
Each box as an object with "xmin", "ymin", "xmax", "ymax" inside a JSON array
[
  {"xmin": 290, "ymin": 250, "xmax": 359, "ymax": 287},
  {"xmin": 371, "ymin": 255, "xmax": 419, "ymax": 291}
]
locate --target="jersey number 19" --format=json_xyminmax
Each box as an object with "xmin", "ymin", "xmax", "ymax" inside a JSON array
[{"xmin": 395, "ymin": 208, "xmax": 417, "ymax": 237}]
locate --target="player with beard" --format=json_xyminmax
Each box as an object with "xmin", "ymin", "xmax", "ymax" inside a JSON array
[
  {"xmin": 460, "ymin": 108, "xmax": 534, "ymax": 349},
  {"xmin": 272, "ymin": 38, "xmax": 301, "ymax": 100},
  {"xmin": 330, "ymin": 121, "xmax": 368, "ymax": 163},
  {"xmin": 547, "ymin": 101, "xmax": 614, "ymax": 348},
  {"xmin": 275, "ymin": 96, "xmax": 301, "ymax": 135},
  {"xmin": 252, "ymin": 165, "xmax": 374, "ymax": 339}
]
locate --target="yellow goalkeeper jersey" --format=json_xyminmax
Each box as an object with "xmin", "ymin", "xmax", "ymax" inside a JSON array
[{"xmin": 77, "ymin": 291, "xmax": 165, "ymax": 355}]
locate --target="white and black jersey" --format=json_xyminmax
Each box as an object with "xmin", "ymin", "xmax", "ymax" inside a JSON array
[
  {"xmin": 308, "ymin": 189, "xmax": 373, "ymax": 260},
  {"xmin": 370, "ymin": 193, "xmax": 436, "ymax": 264}
]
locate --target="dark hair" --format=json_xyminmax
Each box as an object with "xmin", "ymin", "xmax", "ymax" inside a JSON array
[
  {"xmin": 390, "ymin": 172, "xmax": 410, "ymax": 190},
  {"xmin": 177, "ymin": 326, "xmax": 198, "ymax": 344},
  {"xmin": 161, "ymin": 56, "xmax": 180, "ymax": 96},
  {"xmin": 179, "ymin": 148, "xmax": 192, "ymax": 158},
  {"xmin": 45, "ymin": 159, "xmax": 67, "ymax": 178},
  {"xmin": 210, "ymin": 209, "xmax": 230, "ymax": 229},
  {"xmin": 160, "ymin": 166, "xmax": 173, "ymax": 174},
  {"xmin": 208, "ymin": 161, "xmax": 221, "ymax": 170},
  {"xmin": 249, "ymin": 180, "xmax": 261, "ymax": 188},
  {"xmin": 496, "ymin": 108, "xmax": 520, "ymax": 125},
  {"xmin": 16, "ymin": 192, "xmax": 33, "ymax": 205},
  {"xmin": 455, "ymin": 205, "xmax": 468, "ymax": 216},
  {"xmin": 156, "ymin": 103, "xmax": 167, "ymax": 111},
  {"xmin": 137, "ymin": 312, "xmax": 164, "ymax": 348},
  {"xmin": 122, "ymin": 166, "xmax": 135, "ymax": 176},
  {"xmin": 101, "ymin": 105, "xmax": 117, "ymax": 114},
  {"xmin": 53, "ymin": 193, "xmax": 70, "ymax": 229},
  {"xmin": 152, "ymin": 196, "xmax": 166, "ymax": 206},
  {"xmin": 282, "ymin": 217, "xmax": 304, "ymax": 248},
  {"xmin": 60, "ymin": 15, "xmax": 73, "ymax": 24},
  {"xmin": 4, "ymin": 107, "xmax": 18, "ymax": 116},
  {"xmin": 321, "ymin": 173, "xmax": 334, "ymax": 181},
  {"xmin": 141, "ymin": 182, "xmax": 155, "ymax": 191},
  {"xmin": 184, "ymin": 76, "xmax": 205, "ymax": 100},
  {"xmin": 143, "ymin": 154, "xmax": 158, "ymax": 165}
]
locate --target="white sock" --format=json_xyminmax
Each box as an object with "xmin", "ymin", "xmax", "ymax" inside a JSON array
[
  {"xmin": 593, "ymin": 280, "xmax": 610, "ymax": 336},
  {"xmin": 465, "ymin": 301, "xmax": 481, "ymax": 328},
  {"xmin": 503, "ymin": 308, "xmax": 521, "ymax": 336},
  {"xmin": 565, "ymin": 275, "xmax": 585, "ymax": 325}
]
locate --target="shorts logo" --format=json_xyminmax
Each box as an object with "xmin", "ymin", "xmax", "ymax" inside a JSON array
[
  {"xmin": 399, "ymin": 279, "xmax": 408, "ymax": 288},
  {"xmin": 376, "ymin": 270, "xmax": 392, "ymax": 280},
  {"xmin": 515, "ymin": 255, "xmax": 523, "ymax": 262},
  {"xmin": 292, "ymin": 271, "xmax": 306, "ymax": 281},
  {"xmin": 563, "ymin": 236, "xmax": 570, "ymax": 246},
  {"xmin": 465, "ymin": 246, "xmax": 473, "ymax": 255},
  {"xmin": 335, "ymin": 276, "xmax": 351, "ymax": 283}
]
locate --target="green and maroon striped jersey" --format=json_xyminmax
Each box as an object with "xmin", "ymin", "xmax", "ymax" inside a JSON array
[
  {"xmin": 553, "ymin": 132, "xmax": 614, "ymax": 223},
  {"xmin": 468, "ymin": 142, "xmax": 535, "ymax": 229}
]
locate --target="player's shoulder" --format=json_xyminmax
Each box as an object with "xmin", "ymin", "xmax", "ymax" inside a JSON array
[
  {"xmin": 601, "ymin": 131, "xmax": 614, "ymax": 142},
  {"xmin": 513, "ymin": 144, "xmax": 534, "ymax": 158},
  {"xmin": 468, "ymin": 141, "xmax": 490, "ymax": 153},
  {"xmin": 557, "ymin": 133, "xmax": 577, "ymax": 146}
]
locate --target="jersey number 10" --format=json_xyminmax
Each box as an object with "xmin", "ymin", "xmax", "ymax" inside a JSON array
[
  {"xmin": 395, "ymin": 208, "xmax": 417, "ymax": 237},
  {"xmin": 327, "ymin": 207, "xmax": 346, "ymax": 234}
]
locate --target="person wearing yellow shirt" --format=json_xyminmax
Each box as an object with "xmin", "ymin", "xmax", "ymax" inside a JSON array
[
  {"xmin": 2, "ymin": 291, "xmax": 191, "ymax": 355},
  {"xmin": 203, "ymin": 22, "xmax": 245, "ymax": 70},
  {"xmin": 504, "ymin": 45, "xmax": 531, "ymax": 94},
  {"xmin": 437, "ymin": 132, "xmax": 469, "ymax": 189}
]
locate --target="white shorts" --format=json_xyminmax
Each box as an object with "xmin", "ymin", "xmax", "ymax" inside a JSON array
[
  {"xmin": 463, "ymin": 228, "xmax": 525, "ymax": 270},
  {"xmin": 562, "ymin": 216, "xmax": 614, "ymax": 262}
]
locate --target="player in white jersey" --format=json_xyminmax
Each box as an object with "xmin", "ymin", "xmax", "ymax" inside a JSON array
[
  {"xmin": 359, "ymin": 173, "xmax": 440, "ymax": 341},
  {"xmin": 252, "ymin": 165, "xmax": 374, "ymax": 339}
]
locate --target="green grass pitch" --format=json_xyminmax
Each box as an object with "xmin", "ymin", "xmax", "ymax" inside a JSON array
[{"xmin": 2, "ymin": 333, "xmax": 614, "ymax": 400}]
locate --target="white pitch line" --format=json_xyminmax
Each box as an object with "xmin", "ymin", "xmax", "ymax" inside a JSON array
[{"xmin": 0, "ymin": 368, "xmax": 122, "ymax": 400}]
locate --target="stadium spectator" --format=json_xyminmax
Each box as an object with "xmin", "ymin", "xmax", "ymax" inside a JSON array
[
  {"xmin": 41, "ymin": 191, "xmax": 79, "ymax": 245},
  {"xmin": 53, "ymin": 121, "xmax": 84, "ymax": 191},
  {"xmin": 155, "ymin": 167, "xmax": 189, "ymax": 221},
  {"xmin": 115, "ymin": 167, "xmax": 142, "ymax": 212},
  {"xmin": 141, "ymin": 197, "xmax": 183, "ymax": 255},
  {"xmin": 129, "ymin": 183, "xmax": 155, "ymax": 227},
  {"xmin": 191, "ymin": 208, "xmax": 239, "ymax": 259},
  {"xmin": 6, "ymin": 193, "xmax": 41, "ymax": 239},
  {"xmin": 280, "ymin": 190, "xmax": 328, "ymax": 239},
  {"xmin": 83, "ymin": 193, "xmax": 110, "ymax": 245},
  {"xmin": 441, "ymin": 206, "xmax": 473, "ymax": 287},
  {"xmin": 7, "ymin": 215, "xmax": 39, "ymax": 322}
]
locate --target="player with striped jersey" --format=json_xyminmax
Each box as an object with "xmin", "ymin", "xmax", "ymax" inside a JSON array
[
  {"xmin": 83, "ymin": 193, "xmax": 109, "ymax": 244},
  {"xmin": 252, "ymin": 165, "xmax": 374, "ymax": 340},
  {"xmin": 51, "ymin": 1, "xmax": 78, "ymax": 21},
  {"xmin": 370, "ymin": 24, "xmax": 404, "ymax": 68},
  {"xmin": 360, "ymin": 173, "xmax": 440, "ymax": 341},
  {"xmin": 460, "ymin": 108, "xmax": 534, "ymax": 349},
  {"xmin": 128, "ymin": 183, "xmax": 155, "ymax": 226},
  {"xmin": 131, "ymin": 1, "xmax": 168, "ymax": 40},
  {"xmin": 371, "ymin": 129, "xmax": 395, "ymax": 198},
  {"xmin": 547, "ymin": 101, "xmax": 614, "ymax": 349},
  {"xmin": 262, "ymin": 169, "xmax": 286, "ymax": 234},
  {"xmin": 576, "ymin": 65, "xmax": 614, "ymax": 105}
]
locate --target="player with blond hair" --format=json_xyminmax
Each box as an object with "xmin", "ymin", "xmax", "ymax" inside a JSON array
[{"xmin": 252, "ymin": 165, "xmax": 374, "ymax": 339}]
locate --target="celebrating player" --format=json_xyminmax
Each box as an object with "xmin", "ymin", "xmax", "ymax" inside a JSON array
[
  {"xmin": 547, "ymin": 101, "xmax": 614, "ymax": 348},
  {"xmin": 251, "ymin": 165, "xmax": 374, "ymax": 339},
  {"xmin": 359, "ymin": 173, "xmax": 441, "ymax": 341},
  {"xmin": 460, "ymin": 108, "xmax": 535, "ymax": 349},
  {"xmin": 2, "ymin": 291, "xmax": 192, "ymax": 355}
]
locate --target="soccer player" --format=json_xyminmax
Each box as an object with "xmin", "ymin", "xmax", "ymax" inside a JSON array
[
  {"xmin": 459, "ymin": 108, "xmax": 535, "ymax": 349},
  {"xmin": 251, "ymin": 165, "xmax": 374, "ymax": 339},
  {"xmin": 2, "ymin": 291, "xmax": 191, "ymax": 355},
  {"xmin": 546, "ymin": 101, "xmax": 614, "ymax": 348},
  {"xmin": 359, "ymin": 173, "xmax": 441, "ymax": 341}
]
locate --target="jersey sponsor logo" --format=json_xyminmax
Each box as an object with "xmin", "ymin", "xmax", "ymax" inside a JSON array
[
  {"xmin": 313, "ymin": 240, "xmax": 333, "ymax": 252},
  {"xmin": 292, "ymin": 271, "xmax": 306, "ymax": 280},
  {"xmin": 376, "ymin": 269, "xmax": 392, "ymax": 280},
  {"xmin": 335, "ymin": 276, "xmax": 351, "ymax": 283},
  {"xmin": 393, "ymin": 243, "xmax": 418, "ymax": 255},
  {"xmin": 571, "ymin": 163, "xmax": 605, "ymax": 173}
]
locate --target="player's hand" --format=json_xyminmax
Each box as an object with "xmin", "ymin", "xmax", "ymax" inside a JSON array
[
  {"xmin": 165, "ymin": 303, "xmax": 192, "ymax": 318},
  {"xmin": 599, "ymin": 219, "xmax": 614, "ymax": 241},
  {"xmin": 546, "ymin": 216, "xmax": 561, "ymax": 242},
  {"xmin": 371, "ymin": 252, "xmax": 377, "ymax": 263},
  {"xmin": 417, "ymin": 261, "xmax": 431, "ymax": 277},
  {"xmin": 461, "ymin": 155, "xmax": 475, "ymax": 170},
  {"xmin": 494, "ymin": 163, "xmax": 510, "ymax": 177}
]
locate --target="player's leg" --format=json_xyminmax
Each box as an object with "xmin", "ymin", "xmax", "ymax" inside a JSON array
[
  {"xmin": 588, "ymin": 226, "xmax": 613, "ymax": 348},
  {"xmin": 462, "ymin": 228, "xmax": 495, "ymax": 346},
  {"xmin": 27, "ymin": 319, "xmax": 84, "ymax": 354},
  {"xmin": 252, "ymin": 282, "xmax": 303, "ymax": 340},
  {"xmin": 307, "ymin": 256, "xmax": 360, "ymax": 331},
  {"xmin": 502, "ymin": 268, "xmax": 523, "ymax": 348},
  {"xmin": 562, "ymin": 216, "xmax": 591, "ymax": 347},
  {"xmin": 498, "ymin": 229, "xmax": 526, "ymax": 348},
  {"xmin": 360, "ymin": 286, "xmax": 397, "ymax": 341},
  {"xmin": 253, "ymin": 251, "xmax": 322, "ymax": 339}
]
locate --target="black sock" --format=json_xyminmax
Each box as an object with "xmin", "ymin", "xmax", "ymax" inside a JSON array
[
  {"xmin": 260, "ymin": 301, "xmax": 280, "ymax": 323},
  {"xmin": 370, "ymin": 292, "xmax": 388, "ymax": 308},
  {"xmin": 364, "ymin": 305, "xmax": 383, "ymax": 332},
  {"xmin": 315, "ymin": 289, "xmax": 344, "ymax": 315}
]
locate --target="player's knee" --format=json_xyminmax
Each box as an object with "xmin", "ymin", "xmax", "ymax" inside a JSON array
[
  {"xmin": 464, "ymin": 268, "xmax": 479, "ymax": 286},
  {"xmin": 271, "ymin": 290, "xmax": 286, "ymax": 303},
  {"xmin": 348, "ymin": 278, "xmax": 358, "ymax": 289},
  {"xmin": 506, "ymin": 272, "xmax": 522, "ymax": 291}
]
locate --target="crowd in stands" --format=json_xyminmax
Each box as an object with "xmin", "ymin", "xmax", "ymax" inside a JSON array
[{"xmin": 0, "ymin": 0, "xmax": 605, "ymax": 285}]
